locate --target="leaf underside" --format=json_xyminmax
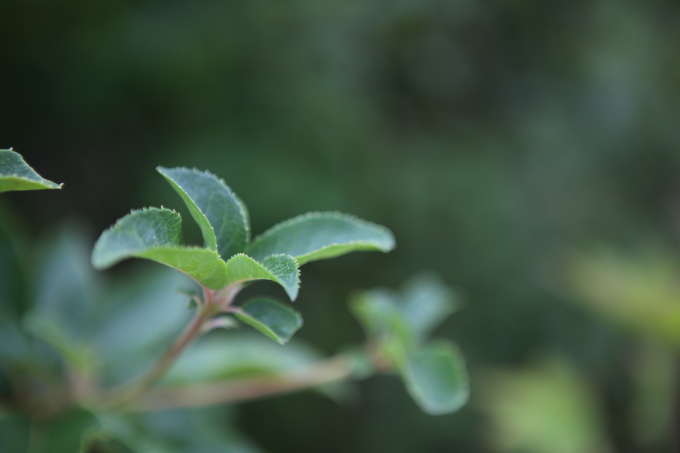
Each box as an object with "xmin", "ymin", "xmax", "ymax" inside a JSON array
[
  {"xmin": 0, "ymin": 149, "xmax": 62, "ymax": 193},
  {"xmin": 402, "ymin": 340, "xmax": 469, "ymax": 415},
  {"xmin": 234, "ymin": 298, "xmax": 303, "ymax": 344},
  {"xmin": 224, "ymin": 253, "xmax": 300, "ymax": 300},
  {"xmin": 91, "ymin": 208, "xmax": 227, "ymax": 289},
  {"xmin": 246, "ymin": 212, "xmax": 395, "ymax": 265},
  {"xmin": 158, "ymin": 166, "xmax": 249, "ymax": 260}
]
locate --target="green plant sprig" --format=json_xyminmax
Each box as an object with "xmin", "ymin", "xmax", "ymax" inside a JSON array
[
  {"xmin": 90, "ymin": 166, "xmax": 396, "ymax": 408},
  {"xmin": 0, "ymin": 152, "xmax": 470, "ymax": 452}
]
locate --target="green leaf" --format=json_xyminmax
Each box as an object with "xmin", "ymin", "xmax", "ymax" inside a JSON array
[
  {"xmin": 163, "ymin": 331, "xmax": 324, "ymax": 385},
  {"xmin": 224, "ymin": 253, "xmax": 299, "ymax": 300},
  {"xmin": 233, "ymin": 298, "xmax": 302, "ymax": 344},
  {"xmin": 157, "ymin": 167, "xmax": 249, "ymax": 260},
  {"xmin": 94, "ymin": 269, "xmax": 194, "ymax": 386},
  {"xmin": 95, "ymin": 409, "xmax": 264, "ymax": 453},
  {"xmin": 23, "ymin": 313, "xmax": 94, "ymax": 369},
  {"xmin": 23, "ymin": 225, "xmax": 100, "ymax": 369},
  {"xmin": 0, "ymin": 409, "xmax": 99, "ymax": 453},
  {"xmin": 246, "ymin": 212, "xmax": 395, "ymax": 265},
  {"xmin": 401, "ymin": 340, "xmax": 469, "ymax": 415},
  {"xmin": 0, "ymin": 204, "xmax": 30, "ymax": 322},
  {"xmin": 479, "ymin": 358, "xmax": 609, "ymax": 453},
  {"xmin": 399, "ymin": 272, "xmax": 458, "ymax": 341},
  {"xmin": 92, "ymin": 208, "xmax": 228, "ymax": 289},
  {"xmin": 0, "ymin": 415, "xmax": 30, "ymax": 453},
  {"xmin": 0, "ymin": 149, "xmax": 62, "ymax": 193},
  {"xmin": 350, "ymin": 289, "xmax": 412, "ymax": 344},
  {"xmin": 350, "ymin": 289, "xmax": 413, "ymax": 367}
]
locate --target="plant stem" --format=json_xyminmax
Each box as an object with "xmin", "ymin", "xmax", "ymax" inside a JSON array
[
  {"xmin": 126, "ymin": 354, "xmax": 355, "ymax": 412},
  {"xmin": 98, "ymin": 284, "xmax": 242, "ymax": 409}
]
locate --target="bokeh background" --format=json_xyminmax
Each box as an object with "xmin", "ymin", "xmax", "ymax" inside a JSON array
[{"xmin": 3, "ymin": 0, "xmax": 680, "ymax": 452}]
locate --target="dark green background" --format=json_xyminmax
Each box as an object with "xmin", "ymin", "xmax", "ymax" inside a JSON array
[{"xmin": 2, "ymin": 0, "xmax": 680, "ymax": 451}]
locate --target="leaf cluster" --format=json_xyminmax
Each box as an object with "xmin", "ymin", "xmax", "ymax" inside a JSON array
[
  {"xmin": 0, "ymin": 151, "xmax": 470, "ymax": 452},
  {"xmin": 92, "ymin": 166, "xmax": 395, "ymax": 343},
  {"xmin": 351, "ymin": 273, "xmax": 469, "ymax": 414}
]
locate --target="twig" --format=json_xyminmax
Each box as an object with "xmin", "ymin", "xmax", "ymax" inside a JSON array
[
  {"xmin": 127, "ymin": 355, "xmax": 354, "ymax": 412},
  {"xmin": 97, "ymin": 284, "xmax": 242, "ymax": 409}
]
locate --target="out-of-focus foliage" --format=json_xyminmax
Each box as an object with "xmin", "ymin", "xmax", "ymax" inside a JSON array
[
  {"xmin": 479, "ymin": 358, "xmax": 609, "ymax": 453},
  {"xmin": 351, "ymin": 273, "xmax": 468, "ymax": 414},
  {"xmin": 563, "ymin": 248, "xmax": 680, "ymax": 347},
  {"xmin": 561, "ymin": 246, "xmax": 680, "ymax": 450},
  {"xmin": 0, "ymin": 151, "xmax": 468, "ymax": 450},
  {"xmin": 4, "ymin": 0, "xmax": 680, "ymax": 451}
]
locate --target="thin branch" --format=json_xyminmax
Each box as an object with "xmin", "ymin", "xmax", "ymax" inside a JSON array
[
  {"xmin": 98, "ymin": 309, "xmax": 209, "ymax": 409},
  {"xmin": 97, "ymin": 284, "xmax": 243, "ymax": 409},
  {"xmin": 127, "ymin": 355, "xmax": 355, "ymax": 412}
]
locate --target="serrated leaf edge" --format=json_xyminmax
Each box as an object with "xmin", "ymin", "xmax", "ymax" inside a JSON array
[
  {"xmin": 157, "ymin": 166, "xmax": 250, "ymax": 249},
  {"xmin": 103, "ymin": 206, "xmax": 182, "ymax": 230},
  {"xmin": 227, "ymin": 253, "xmax": 300, "ymax": 300},
  {"xmin": 0, "ymin": 149, "xmax": 63, "ymax": 189}
]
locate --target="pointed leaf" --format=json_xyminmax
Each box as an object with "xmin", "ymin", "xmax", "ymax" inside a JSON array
[
  {"xmin": 157, "ymin": 167, "xmax": 249, "ymax": 260},
  {"xmin": 233, "ymin": 298, "xmax": 302, "ymax": 344},
  {"xmin": 246, "ymin": 212, "xmax": 395, "ymax": 265},
  {"xmin": 91, "ymin": 208, "xmax": 228, "ymax": 289},
  {"xmin": 224, "ymin": 253, "xmax": 300, "ymax": 300},
  {"xmin": 0, "ymin": 149, "xmax": 62, "ymax": 193},
  {"xmin": 401, "ymin": 340, "xmax": 469, "ymax": 415}
]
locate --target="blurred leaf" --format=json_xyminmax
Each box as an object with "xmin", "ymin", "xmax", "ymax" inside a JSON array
[
  {"xmin": 0, "ymin": 204, "xmax": 28, "ymax": 322},
  {"xmin": 95, "ymin": 408, "xmax": 264, "ymax": 453},
  {"xmin": 0, "ymin": 319, "xmax": 31, "ymax": 363},
  {"xmin": 400, "ymin": 340, "xmax": 469, "ymax": 415},
  {"xmin": 0, "ymin": 409, "xmax": 99, "ymax": 453},
  {"xmin": 93, "ymin": 269, "xmax": 193, "ymax": 386},
  {"xmin": 0, "ymin": 415, "xmax": 29, "ymax": 453},
  {"xmin": 479, "ymin": 358, "xmax": 609, "ymax": 453},
  {"xmin": 0, "ymin": 149, "xmax": 61, "ymax": 193},
  {"xmin": 162, "ymin": 331, "xmax": 324, "ymax": 385},
  {"xmin": 24, "ymin": 225, "xmax": 99, "ymax": 368},
  {"xmin": 245, "ymin": 212, "xmax": 395, "ymax": 265},
  {"xmin": 233, "ymin": 298, "xmax": 302, "ymax": 344},
  {"xmin": 92, "ymin": 208, "xmax": 227, "ymax": 289},
  {"xmin": 158, "ymin": 167, "xmax": 249, "ymax": 260},
  {"xmin": 563, "ymin": 247, "xmax": 680, "ymax": 346},
  {"xmin": 23, "ymin": 313, "xmax": 93, "ymax": 369},
  {"xmin": 629, "ymin": 340, "xmax": 676, "ymax": 446},
  {"xmin": 398, "ymin": 272, "xmax": 457, "ymax": 341},
  {"xmin": 43, "ymin": 409, "xmax": 99, "ymax": 453},
  {"xmin": 350, "ymin": 289, "xmax": 413, "ymax": 351},
  {"xmin": 224, "ymin": 254, "xmax": 299, "ymax": 300}
]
